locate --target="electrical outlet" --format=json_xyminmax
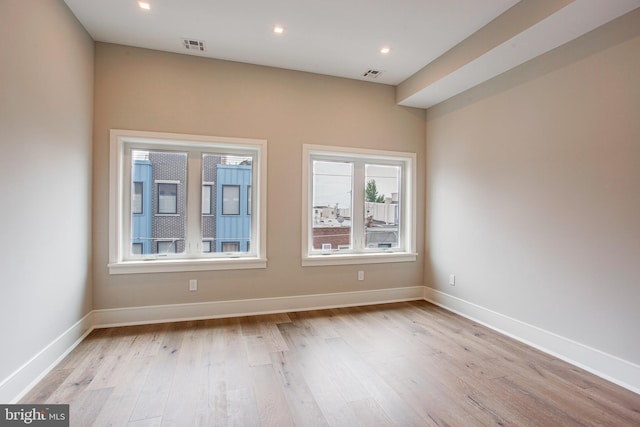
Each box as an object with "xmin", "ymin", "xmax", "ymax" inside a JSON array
[
  {"xmin": 189, "ymin": 279, "xmax": 197, "ymax": 291},
  {"xmin": 449, "ymin": 274, "xmax": 455, "ymax": 286},
  {"xmin": 358, "ymin": 271, "xmax": 365, "ymax": 281}
]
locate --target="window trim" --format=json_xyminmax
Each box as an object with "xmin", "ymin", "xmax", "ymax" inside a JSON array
[
  {"xmin": 109, "ymin": 129, "xmax": 267, "ymax": 274},
  {"xmin": 301, "ymin": 144, "xmax": 417, "ymax": 267}
]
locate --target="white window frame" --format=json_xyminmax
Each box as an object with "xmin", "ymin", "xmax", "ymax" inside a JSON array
[
  {"xmin": 302, "ymin": 144, "xmax": 417, "ymax": 266},
  {"xmin": 109, "ymin": 129, "xmax": 267, "ymax": 274}
]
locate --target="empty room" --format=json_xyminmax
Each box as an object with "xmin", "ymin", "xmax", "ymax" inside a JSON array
[{"xmin": 1, "ymin": 0, "xmax": 639, "ymax": 425}]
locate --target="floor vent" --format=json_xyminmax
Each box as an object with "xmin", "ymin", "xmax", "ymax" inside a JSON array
[
  {"xmin": 182, "ymin": 39, "xmax": 206, "ymax": 52},
  {"xmin": 363, "ymin": 69, "xmax": 383, "ymax": 79}
]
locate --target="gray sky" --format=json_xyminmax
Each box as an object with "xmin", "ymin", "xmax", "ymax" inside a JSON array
[{"xmin": 313, "ymin": 161, "xmax": 400, "ymax": 208}]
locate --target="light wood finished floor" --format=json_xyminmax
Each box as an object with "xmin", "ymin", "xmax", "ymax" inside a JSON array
[{"xmin": 21, "ymin": 301, "xmax": 640, "ymax": 426}]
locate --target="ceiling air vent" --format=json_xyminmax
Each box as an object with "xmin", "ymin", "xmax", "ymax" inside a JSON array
[
  {"xmin": 182, "ymin": 39, "xmax": 206, "ymax": 52},
  {"xmin": 363, "ymin": 69, "xmax": 383, "ymax": 79}
]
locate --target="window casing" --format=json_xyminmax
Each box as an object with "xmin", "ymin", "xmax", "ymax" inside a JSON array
[
  {"xmin": 109, "ymin": 129, "xmax": 267, "ymax": 274},
  {"xmin": 302, "ymin": 144, "xmax": 417, "ymax": 266}
]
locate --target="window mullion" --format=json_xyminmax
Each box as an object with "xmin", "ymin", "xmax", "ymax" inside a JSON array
[
  {"xmin": 186, "ymin": 150, "xmax": 201, "ymax": 256},
  {"xmin": 352, "ymin": 159, "xmax": 365, "ymax": 251}
]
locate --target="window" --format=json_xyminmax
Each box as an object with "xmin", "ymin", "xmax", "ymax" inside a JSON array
[
  {"xmin": 302, "ymin": 144, "xmax": 417, "ymax": 266},
  {"xmin": 157, "ymin": 240, "xmax": 177, "ymax": 254},
  {"xmin": 132, "ymin": 182, "xmax": 143, "ymax": 214},
  {"xmin": 222, "ymin": 185, "xmax": 240, "ymax": 215},
  {"xmin": 247, "ymin": 185, "xmax": 252, "ymax": 215},
  {"xmin": 109, "ymin": 129, "xmax": 267, "ymax": 274},
  {"xmin": 202, "ymin": 184, "xmax": 213, "ymax": 215},
  {"xmin": 157, "ymin": 182, "xmax": 178, "ymax": 214},
  {"xmin": 222, "ymin": 241, "xmax": 240, "ymax": 252}
]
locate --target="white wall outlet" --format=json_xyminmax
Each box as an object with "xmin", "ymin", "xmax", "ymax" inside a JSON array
[
  {"xmin": 449, "ymin": 274, "xmax": 455, "ymax": 286},
  {"xmin": 358, "ymin": 271, "xmax": 365, "ymax": 281},
  {"xmin": 189, "ymin": 279, "xmax": 198, "ymax": 291}
]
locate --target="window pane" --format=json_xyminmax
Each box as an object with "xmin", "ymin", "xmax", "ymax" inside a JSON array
[
  {"xmin": 131, "ymin": 150, "xmax": 186, "ymax": 255},
  {"xmin": 222, "ymin": 241, "xmax": 240, "ymax": 252},
  {"xmin": 202, "ymin": 185, "xmax": 212, "ymax": 215},
  {"xmin": 364, "ymin": 164, "xmax": 401, "ymax": 249},
  {"xmin": 157, "ymin": 241, "xmax": 177, "ymax": 254},
  {"xmin": 132, "ymin": 182, "xmax": 143, "ymax": 214},
  {"xmin": 131, "ymin": 151, "xmax": 152, "ymax": 255},
  {"xmin": 203, "ymin": 153, "xmax": 253, "ymax": 254},
  {"xmin": 222, "ymin": 185, "xmax": 240, "ymax": 215},
  {"xmin": 158, "ymin": 183, "xmax": 177, "ymax": 214},
  {"xmin": 311, "ymin": 160, "xmax": 353, "ymax": 251},
  {"xmin": 247, "ymin": 185, "xmax": 252, "ymax": 216}
]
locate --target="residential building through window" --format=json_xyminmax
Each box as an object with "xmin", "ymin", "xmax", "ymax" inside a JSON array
[
  {"xmin": 109, "ymin": 129, "xmax": 267, "ymax": 274},
  {"xmin": 302, "ymin": 144, "xmax": 417, "ymax": 266}
]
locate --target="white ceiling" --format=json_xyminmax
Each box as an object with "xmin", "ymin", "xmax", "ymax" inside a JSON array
[{"xmin": 64, "ymin": 0, "xmax": 640, "ymax": 109}]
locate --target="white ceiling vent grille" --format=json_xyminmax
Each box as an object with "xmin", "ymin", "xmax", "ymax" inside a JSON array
[
  {"xmin": 362, "ymin": 69, "xmax": 383, "ymax": 79},
  {"xmin": 182, "ymin": 39, "xmax": 206, "ymax": 52}
]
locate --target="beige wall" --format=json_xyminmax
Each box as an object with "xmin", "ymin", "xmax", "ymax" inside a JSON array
[
  {"xmin": 92, "ymin": 43, "xmax": 426, "ymax": 309},
  {"xmin": 425, "ymin": 10, "xmax": 640, "ymax": 365},
  {"xmin": 0, "ymin": 0, "xmax": 94, "ymax": 393}
]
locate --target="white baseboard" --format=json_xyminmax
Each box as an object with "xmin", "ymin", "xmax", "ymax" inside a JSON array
[
  {"xmin": 424, "ymin": 286, "xmax": 640, "ymax": 395},
  {"xmin": 2, "ymin": 286, "xmax": 424, "ymax": 403},
  {"xmin": 92, "ymin": 286, "xmax": 426, "ymax": 327},
  {"xmin": 0, "ymin": 312, "xmax": 94, "ymax": 404}
]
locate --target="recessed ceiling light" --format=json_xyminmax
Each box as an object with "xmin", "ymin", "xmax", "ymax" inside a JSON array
[
  {"xmin": 138, "ymin": 1, "xmax": 151, "ymax": 10},
  {"xmin": 273, "ymin": 25, "xmax": 285, "ymax": 34},
  {"xmin": 380, "ymin": 47, "xmax": 391, "ymax": 54}
]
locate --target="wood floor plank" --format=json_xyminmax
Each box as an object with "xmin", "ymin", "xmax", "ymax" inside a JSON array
[
  {"xmin": 197, "ymin": 318, "xmax": 229, "ymax": 426},
  {"xmin": 292, "ymin": 311, "xmax": 371, "ymax": 404},
  {"xmin": 269, "ymin": 324, "xmax": 330, "ymax": 426},
  {"xmin": 325, "ymin": 336, "xmax": 433, "ymax": 426},
  {"xmin": 249, "ymin": 364, "xmax": 296, "ymax": 427},
  {"xmin": 127, "ymin": 322, "xmax": 184, "ymax": 422},
  {"xmin": 19, "ymin": 368, "xmax": 73, "ymax": 403},
  {"xmin": 90, "ymin": 356, "xmax": 154, "ymax": 426},
  {"xmin": 348, "ymin": 398, "xmax": 396, "ymax": 427},
  {"xmin": 20, "ymin": 301, "xmax": 640, "ymax": 426},
  {"xmin": 70, "ymin": 387, "xmax": 114, "ymax": 427},
  {"xmin": 161, "ymin": 321, "xmax": 209, "ymax": 427},
  {"xmin": 275, "ymin": 316, "xmax": 362, "ymax": 426},
  {"xmin": 220, "ymin": 317, "xmax": 262, "ymax": 427}
]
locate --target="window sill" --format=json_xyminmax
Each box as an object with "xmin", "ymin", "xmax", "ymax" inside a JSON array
[
  {"xmin": 108, "ymin": 257, "xmax": 267, "ymax": 275},
  {"xmin": 301, "ymin": 252, "xmax": 417, "ymax": 267}
]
